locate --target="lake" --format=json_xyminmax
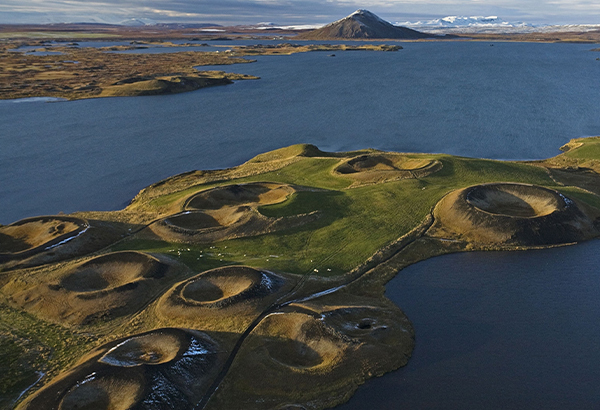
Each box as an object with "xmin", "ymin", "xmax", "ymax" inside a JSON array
[
  {"xmin": 339, "ymin": 240, "xmax": 600, "ymax": 410},
  {"xmin": 1, "ymin": 41, "xmax": 599, "ymax": 224}
]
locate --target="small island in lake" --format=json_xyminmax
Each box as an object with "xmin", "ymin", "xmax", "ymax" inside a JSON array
[{"xmin": 2, "ymin": 137, "xmax": 599, "ymax": 409}]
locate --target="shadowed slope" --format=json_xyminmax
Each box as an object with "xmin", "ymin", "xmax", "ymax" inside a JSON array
[{"xmin": 298, "ymin": 10, "xmax": 432, "ymax": 40}]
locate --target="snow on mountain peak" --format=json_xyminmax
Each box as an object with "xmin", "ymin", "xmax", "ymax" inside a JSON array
[{"xmin": 403, "ymin": 15, "xmax": 520, "ymax": 28}]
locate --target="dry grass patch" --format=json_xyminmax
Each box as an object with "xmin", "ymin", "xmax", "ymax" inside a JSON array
[
  {"xmin": 185, "ymin": 183, "xmax": 295, "ymax": 210},
  {"xmin": 0, "ymin": 216, "xmax": 86, "ymax": 255},
  {"xmin": 334, "ymin": 153, "xmax": 442, "ymax": 186},
  {"xmin": 157, "ymin": 266, "xmax": 297, "ymax": 332},
  {"xmin": 5, "ymin": 251, "xmax": 177, "ymax": 325},
  {"xmin": 207, "ymin": 289, "xmax": 414, "ymax": 410}
]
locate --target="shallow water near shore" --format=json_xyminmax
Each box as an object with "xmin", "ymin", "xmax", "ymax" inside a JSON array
[
  {"xmin": 338, "ymin": 240, "xmax": 600, "ymax": 410},
  {"xmin": 1, "ymin": 41, "xmax": 600, "ymax": 224}
]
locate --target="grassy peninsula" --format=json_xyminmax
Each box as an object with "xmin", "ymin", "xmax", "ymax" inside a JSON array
[{"xmin": 1, "ymin": 138, "xmax": 600, "ymax": 409}]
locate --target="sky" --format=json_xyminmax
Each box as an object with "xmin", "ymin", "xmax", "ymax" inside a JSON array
[{"xmin": 0, "ymin": 0, "xmax": 599, "ymax": 26}]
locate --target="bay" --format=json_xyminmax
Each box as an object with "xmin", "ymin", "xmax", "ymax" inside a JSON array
[{"xmin": 339, "ymin": 240, "xmax": 600, "ymax": 410}]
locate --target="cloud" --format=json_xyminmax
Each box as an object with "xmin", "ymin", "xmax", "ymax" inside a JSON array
[{"xmin": 0, "ymin": 0, "xmax": 598, "ymax": 25}]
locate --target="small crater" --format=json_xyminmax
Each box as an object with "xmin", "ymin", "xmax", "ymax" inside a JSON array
[{"xmin": 99, "ymin": 331, "xmax": 185, "ymax": 367}]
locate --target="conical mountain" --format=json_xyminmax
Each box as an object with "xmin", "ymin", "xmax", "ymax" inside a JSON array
[{"xmin": 298, "ymin": 10, "xmax": 432, "ymax": 40}]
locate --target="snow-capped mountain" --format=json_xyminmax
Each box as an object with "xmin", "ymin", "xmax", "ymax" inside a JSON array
[
  {"xmin": 119, "ymin": 18, "xmax": 158, "ymax": 27},
  {"xmin": 395, "ymin": 15, "xmax": 600, "ymax": 33},
  {"xmin": 398, "ymin": 15, "xmax": 528, "ymax": 29}
]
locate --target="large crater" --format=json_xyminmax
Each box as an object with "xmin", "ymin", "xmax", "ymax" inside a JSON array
[
  {"xmin": 60, "ymin": 251, "xmax": 167, "ymax": 293},
  {"xmin": 263, "ymin": 313, "xmax": 343, "ymax": 370},
  {"xmin": 333, "ymin": 153, "xmax": 441, "ymax": 186},
  {"xmin": 433, "ymin": 183, "xmax": 597, "ymax": 246},
  {"xmin": 21, "ymin": 328, "xmax": 221, "ymax": 410},
  {"xmin": 465, "ymin": 184, "xmax": 563, "ymax": 218}
]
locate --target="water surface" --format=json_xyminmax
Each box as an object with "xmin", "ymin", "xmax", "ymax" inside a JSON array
[{"xmin": 338, "ymin": 240, "xmax": 600, "ymax": 410}]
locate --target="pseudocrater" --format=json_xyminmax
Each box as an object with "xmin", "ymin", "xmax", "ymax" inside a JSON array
[
  {"xmin": 60, "ymin": 251, "xmax": 167, "ymax": 293},
  {"xmin": 164, "ymin": 211, "xmax": 222, "ymax": 230},
  {"xmin": 99, "ymin": 331, "xmax": 184, "ymax": 367},
  {"xmin": 58, "ymin": 374, "xmax": 144, "ymax": 410},
  {"xmin": 152, "ymin": 182, "xmax": 301, "ymax": 242},
  {"xmin": 263, "ymin": 313, "xmax": 340, "ymax": 369},
  {"xmin": 185, "ymin": 183, "xmax": 295, "ymax": 211},
  {"xmin": 334, "ymin": 153, "xmax": 441, "ymax": 185},
  {"xmin": 180, "ymin": 266, "xmax": 272, "ymax": 306},
  {"xmin": 0, "ymin": 216, "xmax": 87, "ymax": 257},
  {"xmin": 433, "ymin": 183, "xmax": 598, "ymax": 246}
]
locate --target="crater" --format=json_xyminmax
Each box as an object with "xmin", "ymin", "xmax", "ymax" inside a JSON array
[
  {"xmin": 466, "ymin": 184, "xmax": 562, "ymax": 218},
  {"xmin": 180, "ymin": 266, "xmax": 268, "ymax": 306},
  {"xmin": 266, "ymin": 338, "xmax": 324, "ymax": 368},
  {"xmin": 336, "ymin": 154, "xmax": 435, "ymax": 174},
  {"xmin": 262, "ymin": 312, "xmax": 344, "ymax": 370},
  {"xmin": 186, "ymin": 183, "xmax": 295, "ymax": 210},
  {"xmin": 322, "ymin": 307, "xmax": 401, "ymax": 345},
  {"xmin": 0, "ymin": 216, "xmax": 87, "ymax": 255},
  {"xmin": 99, "ymin": 330, "xmax": 185, "ymax": 367},
  {"xmin": 433, "ymin": 183, "xmax": 597, "ymax": 246},
  {"xmin": 164, "ymin": 211, "xmax": 222, "ymax": 230},
  {"xmin": 58, "ymin": 374, "xmax": 144, "ymax": 410},
  {"xmin": 60, "ymin": 251, "xmax": 166, "ymax": 293}
]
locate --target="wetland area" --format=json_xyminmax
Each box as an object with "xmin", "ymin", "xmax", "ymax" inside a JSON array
[{"xmin": 1, "ymin": 34, "xmax": 600, "ymax": 410}]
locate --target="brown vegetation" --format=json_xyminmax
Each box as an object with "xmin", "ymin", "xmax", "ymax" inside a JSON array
[
  {"xmin": 5, "ymin": 251, "xmax": 177, "ymax": 325},
  {"xmin": 149, "ymin": 183, "xmax": 319, "ymax": 243},
  {"xmin": 334, "ymin": 153, "xmax": 442, "ymax": 186},
  {"xmin": 0, "ymin": 45, "xmax": 257, "ymax": 100},
  {"xmin": 430, "ymin": 183, "xmax": 600, "ymax": 246},
  {"xmin": 0, "ymin": 216, "xmax": 85, "ymax": 256},
  {"xmin": 19, "ymin": 328, "xmax": 227, "ymax": 410},
  {"xmin": 157, "ymin": 266, "xmax": 297, "ymax": 332},
  {"xmin": 206, "ymin": 287, "xmax": 414, "ymax": 410},
  {"xmin": 0, "ymin": 218, "xmax": 130, "ymax": 272}
]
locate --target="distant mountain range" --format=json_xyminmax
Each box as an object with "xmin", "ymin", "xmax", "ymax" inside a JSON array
[
  {"xmin": 398, "ymin": 15, "xmax": 527, "ymax": 29},
  {"xmin": 59, "ymin": 11, "xmax": 600, "ymax": 35},
  {"xmin": 297, "ymin": 9, "xmax": 432, "ymax": 40},
  {"xmin": 396, "ymin": 16, "xmax": 600, "ymax": 33}
]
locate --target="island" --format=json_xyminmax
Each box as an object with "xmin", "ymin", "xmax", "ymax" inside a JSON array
[
  {"xmin": 0, "ymin": 42, "xmax": 400, "ymax": 100},
  {"xmin": 1, "ymin": 137, "xmax": 599, "ymax": 409}
]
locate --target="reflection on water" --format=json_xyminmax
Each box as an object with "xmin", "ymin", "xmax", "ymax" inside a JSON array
[{"xmin": 338, "ymin": 240, "xmax": 600, "ymax": 409}]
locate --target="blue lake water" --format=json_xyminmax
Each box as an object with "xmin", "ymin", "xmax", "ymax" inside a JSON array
[{"xmin": 338, "ymin": 240, "xmax": 600, "ymax": 410}]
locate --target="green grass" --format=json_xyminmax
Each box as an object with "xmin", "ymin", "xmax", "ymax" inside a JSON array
[
  {"xmin": 148, "ymin": 155, "xmax": 558, "ymax": 276},
  {"xmin": 0, "ymin": 305, "xmax": 94, "ymax": 407},
  {"xmin": 564, "ymin": 138, "xmax": 600, "ymax": 160},
  {"xmin": 240, "ymin": 157, "xmax": 352, "ymax": 190},
  {"xmin": 556, "ymin": 187, "xmax": 600, "ymax": 209}
]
